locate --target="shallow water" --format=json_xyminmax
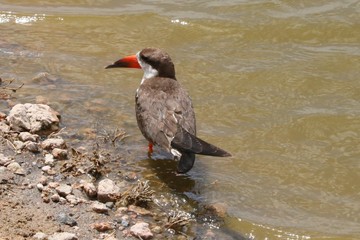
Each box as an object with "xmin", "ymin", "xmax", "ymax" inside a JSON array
[{"xmin": 1, "ymin": 0, "xmax": 360, "ymax": 239}]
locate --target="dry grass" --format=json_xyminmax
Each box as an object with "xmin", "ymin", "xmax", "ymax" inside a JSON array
[{"xmin": 121, "ymin": 180, "xmax": 155, "ymax": 207}]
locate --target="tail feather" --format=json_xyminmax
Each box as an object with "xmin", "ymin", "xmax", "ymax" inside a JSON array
[
  {"xmin": 177, "ymin": 152, "xmax": 195, "ymax": 173},
  {"xmin": 171, "ymin": 127, "xmax": 232, "ymax": 157}
]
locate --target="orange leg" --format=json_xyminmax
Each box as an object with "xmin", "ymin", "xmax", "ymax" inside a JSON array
[{"xmin": 148, "ymin": 142, "xmax": 153, "ymax": 154}]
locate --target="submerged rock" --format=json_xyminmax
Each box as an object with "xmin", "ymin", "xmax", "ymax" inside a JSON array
[
  {"xmin": 7, "ymin": 103, "xmax": 60, "ymax": 135},
  {"xmin": 130, "ymin": 222, "xmax": 153, "ymax": 239}
]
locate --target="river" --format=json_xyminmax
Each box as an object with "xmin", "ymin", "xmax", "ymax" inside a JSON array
[{"xmin": 1, "ymin": 1, "xmax": 359, "ymax": 239}]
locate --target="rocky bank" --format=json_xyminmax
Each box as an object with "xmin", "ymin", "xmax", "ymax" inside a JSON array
[{"xmin": 0, "ymin": 103, "xmax": 238, "ymax": 240}]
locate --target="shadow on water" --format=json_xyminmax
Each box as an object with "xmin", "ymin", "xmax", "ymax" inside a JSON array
[{"xmin": 140, "ymin": 152, "xmax": 196, "ymax": 193}]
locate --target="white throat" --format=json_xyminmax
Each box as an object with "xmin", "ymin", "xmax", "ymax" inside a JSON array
[{"xmin": 136, "ymin": 52, "xmax": 158, "ymax": 84}]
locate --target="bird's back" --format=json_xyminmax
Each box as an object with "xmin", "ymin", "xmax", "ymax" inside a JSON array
[{"xmin": 135, "ymin": 76, "xmax": 196, "ymax": 152}]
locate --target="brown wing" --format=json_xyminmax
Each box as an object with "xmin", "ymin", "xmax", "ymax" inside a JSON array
[{"xmin": 135, "ymin": 77, "xmax": 196, "ymax": 152}]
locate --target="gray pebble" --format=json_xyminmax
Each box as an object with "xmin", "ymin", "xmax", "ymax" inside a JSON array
[{"xmin": 55, "ymin": 212, "xmax": 77, "ymax": 227}]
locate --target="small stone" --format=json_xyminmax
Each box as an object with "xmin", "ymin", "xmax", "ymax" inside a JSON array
[
  {"xmin": 128, "ymin": 205, "xmax": 153, "ymax": 216},
  {"xmin": 105, "ymin": 202, "xmax": 114, "ymax": 209},
  {"xmin": 66, "ymin": 194, "xmax": 80, "ymax": 205},
  {"xmin": 124, "ymin": 171, "xmax": 138, "ymax": 181},
  {"xmin": 48, "ymin": 232, "xmax": 78, "ymax": 240},
  {"xmin": 42, "ymin": 195, "xmax": 50, "ymax": 203},
  {"xmin": 48, "ymin": 181, "xmax": 60, "ymax": 188},
  {"xmin": 7, "ymin": 162, "xmax": 25, "ymax": 175},
  {"xmin": 13, "ymin": 140, "xmax": 25, "ymax": 150},
  {"xmin": 92, "ymin": 222, "xmax": 113, "ymax": 232},
  {"xmin": 52, "ymin": 148, "xmax": 68, "ymax": 160},
  {"xmin": 82, "ymin": 181, "xmax": 97, "ymax": 198},
  {"xmin": 25, "ymin": 141, "xmax": 40, "ymax": 153},
  {"xmin": 130, "ymin": 222, "xmax": 153, "ymax": 239},
  {"xmin": 152, "ymin": 226, "xmax": 162, "ymax": 234},
  {"xmin": 37, "ymin": 183, "xmax": 44, "ymax": 191},
  {"xmin": 120, "ymin": 215, "xmax": 129, "ymax": 227},
  {"xmin": 59, "ymin": 197, "xmax": 67, "ymax": 204},
  {"xmin": 0, "ymin": 121, "xmax": 10, "ymax": 133},
  {"xmin": 39, "ymin": 175, "xmax": 49, "ymax": 185},
  {"xmin": 41, "ymin": 138, "xmax": 66, "ymax": 150},
  {"xmin": 56, "ymin": 184, "xmax": 72, "ymax": 197},
  {"xmin": 56, "ymin": 212, "xmax": 77, "ymax": 227},
  {"xmin": 41, "ymin": 165, "xmax": 51, "ymax": 173},
  {"xmin": 92, "ymin": 201, "xmax": 108, "ymax": 214},
  {"xmin": 19, "ymin": 132, "xmax": 39, "ymax": 142},
  {"xmin": 44, "ymin": 154, "xmax": 55, "ymax": 165},
  {"xmin": 97, "ymin": 178, "xmax": 121, "ymax": 202},
  {"xmin": 0, "ymin": 154, "xmax": 12, "ymax": 166},
  {"xmin": 51, "ymin": 193, "xmax": 61, "ymax": 202},
  {"xmin": 33, "ymin": 232, "xmax": 47, "ymax": 240},
  {"xmin": 49, "ymin": 170, "xmax": 57, "ymax": 176},
  {"xmin": 115, "ymin": 207, "xmax": 128, "ymax": 216}
]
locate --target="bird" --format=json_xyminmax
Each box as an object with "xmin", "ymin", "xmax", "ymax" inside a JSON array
[{"xmin": 105, "ymin": 47, "xmax": 231, "ymax": 173}]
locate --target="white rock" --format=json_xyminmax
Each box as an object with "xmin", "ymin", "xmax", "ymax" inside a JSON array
[
  {"xmin": 66, "ymin": 194, "xmax": 81, "ymax": 205},
  {"xmin": 36, "ymin": 183, "xmax": 44, "ymax": 191},
  {"xmin": 13, "ymin": 140, "xmax": 25, "ymax": 150},
  {"xmin": 41, "ymin": 165, "xmax": 51, "ymax": 172},
  {"xmin": 48, "ymin": 232, "xmax": 78, "ymax": 240},
  {"xmin": 97, "ymin": 178, "xmax": 120, "ymax": 202},
  {"xmin": 56, "ymin": 184, "xmax": 72, "ymax": 197},
  {"xmin": 91, "ymin": 201, "xmax": 109, "ymax": 214},
  {"xmin": 25, "ymin": 141, "xmax": 40, "ymax": 153},
  {"xmin": 0, "ymin": 121, "xmax": 10, "ymax": 133},
  {"xmin": 82, "ymin": 181, "xmax": 97, "ymax": 198},
  {"xmin": 130, "ymin": 222, "xmax": 153, "ymax": 239},
  {"xmin": 33, "ymin": 231, "xmax": 48, "ymax": 240},
  {"xmin": 7, "ymin": 162, "xmax": 25, "ymax": 175},
  {"xmin": 6, "ymin": 103, "xmax": 60, "ymax": 134},
  {"xmin": 19, "ymin": 132, "xmax": 39, "ymax": 142},
  {"xmin": 44, "ymin": 154, "xmax": 55, "ymax": 165},
  {"xmin": 41, "ymin": 138, "xmax": 66, "ymax": 150},
  {"xmin": 0, "ymin": 154, "xmax": 12, "ymax": 166}
]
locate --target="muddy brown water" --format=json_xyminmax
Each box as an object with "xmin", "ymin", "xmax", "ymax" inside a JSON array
[{"xmin": 1, "ymin": 1, "xmax": 360, "ymax": 239}]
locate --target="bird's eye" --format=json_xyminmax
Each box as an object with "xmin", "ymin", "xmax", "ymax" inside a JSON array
[{"xmin": 141, "ymin": 55, "xmax": 149, "ymax": 61}]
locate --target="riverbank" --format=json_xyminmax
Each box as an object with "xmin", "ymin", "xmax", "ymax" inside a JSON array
[{"xmin": 0, "ymin": 100, "xmax": 242, "ymax": 240}]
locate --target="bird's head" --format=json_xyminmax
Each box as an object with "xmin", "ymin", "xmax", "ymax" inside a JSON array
[{"xmin": 105, "ymin": 48, "xmax": 176, "ymax": 80}]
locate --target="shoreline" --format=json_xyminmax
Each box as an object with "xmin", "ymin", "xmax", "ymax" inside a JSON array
[{"xmin": 0, "ymin": 102, "xmax": 244, "ymax": 240}]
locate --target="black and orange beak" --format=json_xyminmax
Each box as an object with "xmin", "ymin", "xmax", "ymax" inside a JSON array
[{"xmin": 105, "ymin": 55, "xmax": 141, "ymax": 69}]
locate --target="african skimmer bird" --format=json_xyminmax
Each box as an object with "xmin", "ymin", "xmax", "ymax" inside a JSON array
[{"xmin": 106, "ymin": 48, "xmax": 231, "ymax": 173}]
